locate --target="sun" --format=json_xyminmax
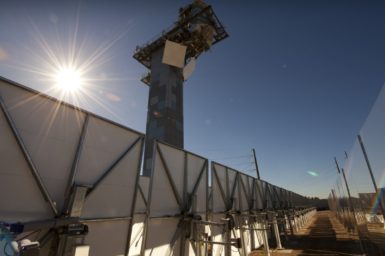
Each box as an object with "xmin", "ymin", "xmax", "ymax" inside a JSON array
[{"xmin": 55, "ymin": 67, "xmax": 83, "ymax": 92}]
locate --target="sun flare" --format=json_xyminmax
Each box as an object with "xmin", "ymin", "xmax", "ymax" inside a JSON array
[{"xmin": 55, "ymin": 67, "xmax": 82, "ymax": 92}]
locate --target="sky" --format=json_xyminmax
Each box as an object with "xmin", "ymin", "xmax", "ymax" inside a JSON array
[{"xmin": 1, "ymin": 0, "xmax": 385, "ymax": 198}]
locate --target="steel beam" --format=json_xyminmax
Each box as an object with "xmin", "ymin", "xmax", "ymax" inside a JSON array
[
  {"xmin": 125, "ymin": 136, "xmax": 144, "ymax": 256},
  {"xmin": 86, "ymin": 136, "xmax": 141, "ymax": 197},
  {"xmin": 65, "ymin": 114, "xmax": 89, "ymax": 197},
  {"xmin": 157, "ymin": 144, "xmax": 184, "ymax": 210},
  {"xmin": 0, "ymin": 95, "xmax": 58, "ymax": 216}
]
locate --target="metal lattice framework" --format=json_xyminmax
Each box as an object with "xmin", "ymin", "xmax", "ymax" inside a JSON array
[
  {"xmin": 0, "ymin": 77, "xmax": 144, "ymax": 256},
  {"xmin": 133, "ymin": 3, "xmax": 228, "ymax": 69},
  {"xmin": 141, "ymin": 141, "xmax": 209, "ymax": 255},
  {"xmin": 133, "ymin": 2, "xmax": 228, "ymax": 86},
  {"xmin": 0, "ymin": 77, "xmax": 316, "ymax": 256}
]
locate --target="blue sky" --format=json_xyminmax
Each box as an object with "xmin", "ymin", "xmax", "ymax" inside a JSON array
[{"xmin": 1, "ymin": 0, "xmax": 385, "ymax": 198}]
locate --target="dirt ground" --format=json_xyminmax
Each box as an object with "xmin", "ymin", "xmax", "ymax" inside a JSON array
[{"xmin": 249, "ymin": 211, "xmax": 364, "ymax": 256}]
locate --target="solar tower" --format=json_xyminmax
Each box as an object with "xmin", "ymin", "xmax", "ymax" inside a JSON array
[{"xmin": 134, "ymin": 0, "xmax": 228, "ymax": 176}]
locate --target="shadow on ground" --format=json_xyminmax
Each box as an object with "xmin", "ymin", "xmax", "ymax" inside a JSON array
[{"xmin": 250, "ymin": 211, "xmax": 364, "ymax": 256}]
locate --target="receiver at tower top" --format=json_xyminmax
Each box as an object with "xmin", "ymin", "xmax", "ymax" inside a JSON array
[
  {"xmin": 134, "ymin": 0, "xmax": 228, "ymax": 71},
  {"xmin": 134, "ymin": 0, "xmax": 228, "ymax": 176}
]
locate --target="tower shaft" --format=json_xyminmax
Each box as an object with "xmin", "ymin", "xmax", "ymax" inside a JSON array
[{"xmin": 143, "ymin": 47, "xmax": 184, "ymax": 176}]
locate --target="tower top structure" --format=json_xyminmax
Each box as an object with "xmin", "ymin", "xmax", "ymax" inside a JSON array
[{"xmin": 133, "ymin": 0, "xmax": 228, "ymax": 84}]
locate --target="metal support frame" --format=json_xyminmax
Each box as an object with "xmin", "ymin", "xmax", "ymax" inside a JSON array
[
  {"xmin": 0, "ymin": 94, "xmax": 58, "ymax": 216},
  {"xmin": 238, "ymin": 176, "xmax": 253, "ymax": 210},
  {"xmin": 86, "ymin": 136, "xmax": 142, "ymax": 198},
  {"xmin": 138, "ymin": 184, "xmax": 148, "ymax": 209},
  {"xmin": 229, "ymin": 173, "xmax": 239, "ymax": 211},
  {"xmin": 133, "ymin": 4, "xmax": 228, "ymax": 69},
  {"xmin": 21, "ymin": 135, "xmax": 143, "ymax": 256},
  {"xmin": 156, "ymin": 143, "xmax": 184, "ymax": 210},
  {"xmin": 210, "ymin": 161, "xmax": 314, "ymax": 256},
  {"xmin": 55, "ymin": 185, "xmax": 89, "ymax": 256},
  {"xmin": 191, "ymin": 218, "xmax": 235, "ymax": 256},
  {"xmin": 334, "ymin": 158, "xmax": 366, "ymax": 255},
  {"xmin": 62, "ymin": 114, "xmax": 90, "ymax": 217},
  {"xmin": 357, "ymin": 134, "xmax": 385, "ymax": 223},
  {"xmin": 241, "ymin": 213, "xmax": 271, "ymax": 256},
  {"xmin": 335, "ymin": 158, "xmax": 360, "ymax": 230},
  {"xmin": 0, "ymin": 80, "xmax": 147, "ymax": 256},
  {"xmin": 271, "ymin": 213, "xmax": 283, "ymax": 250},
  {"xmin": 65, "ymin": 114, "xmax": 89, "ymax": 198},
  {"xmin": 212, "ymin": 164, "xmax": 240, "ymax": 212},
  {"xmin": 255, "ymin": 180, "xmax": 265, "ymax": 210},
  {"xmin": 125, "ymin": 137, "xmax": 145, "ymax": 256},
  {"xmin": 271, "ymin": 186, "xmax": 281, "ymax": 210},
  {"xmin": 236, "ymin": 177, "xmax": 255, "ymax": 255},
  {"xmin": 212, "ymin": 165, "xmax": 228, "ymax": 210},
  {"xmin": 141, "ymin": 141, "xmax": 209, "ymax": 256},
  {"xmin": 59, "ymin": 132, "xmax": 144, "ymax": 256},
  {"xmin": 225, "ymin": 219, "xmax": 232, "ymax": 256},
  {"xmin": 0, "ymin": 85, "xmax": 316, "ymax": 256},
  {"xmin": 264, "ymin": 183, "xmax": 272, "ymax": 209},
  {"xmin": 285, "ymin": 209, "xmax": 295, "ymax": 236}
]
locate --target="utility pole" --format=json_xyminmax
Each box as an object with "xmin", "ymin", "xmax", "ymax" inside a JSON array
[{"xmin": 252, "ymin": 148, "xmax": 260, "ymax": 180}]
